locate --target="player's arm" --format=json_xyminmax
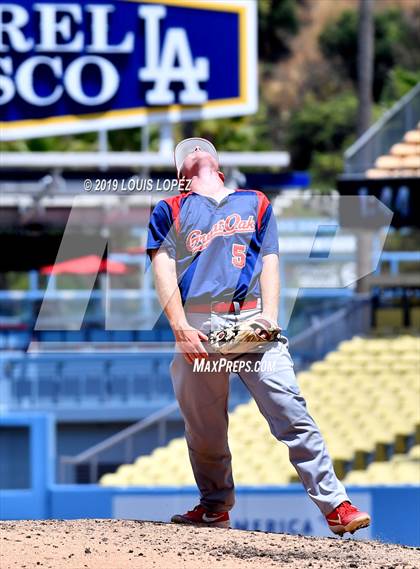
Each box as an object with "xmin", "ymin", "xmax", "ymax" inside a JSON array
[
  {"xmin": 150, "ymin": 249, "xmax": 208, "ymax": 364},
  {"xmin": 257, "ymin": 193, "xmax": 280, "ymax": 323},
  {"xmin": 150, "ymin": 248, "xmax": 186, "ymax": 329},
  {"xmin": 260, "ymin": 253, "xmax": 280, "ymax": 322}
]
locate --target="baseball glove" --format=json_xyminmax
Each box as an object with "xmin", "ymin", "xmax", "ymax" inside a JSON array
[{"xmin": 208, "ymin": 316, "xmax": 285, "ymax": 355}]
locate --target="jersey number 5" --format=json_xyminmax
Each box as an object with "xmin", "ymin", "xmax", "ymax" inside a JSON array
[{"xmin": 232, "ymin": 243, "xmax": 246, "ymax": 268}]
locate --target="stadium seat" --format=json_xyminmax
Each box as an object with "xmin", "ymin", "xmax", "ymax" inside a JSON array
[
  {"xmin": 38, "ymin": 331, "xmax": 64, "ymax": 343},
  {"xmin": 344, "ymin": 448, "xmax": 420, "ymax": 485},
  {"xmin": 89, "ymin": 330, "xmax": 110, "ymax": 343},
  {"xmin": 59, "ymin": 376, "xmax": 81, "ymax": 402},
  {"xmin": 7, "ymin": 331, "xmax": 31, "ymax": 350},
  {"xmin": 366, "ymin": 168, "xmax": 390, "ymax": 178},
  {"xmin": 63, "ymin": 330, "xmax": 88, "ymax": 343},
  {"xmin": 112, "ymin": 331, "xmax": 135, "ymax": 343},
  {"xmin": 83, "ymin": 361, "xmax": 107, "ymax": 401},
  {"xmin": 375, "ymin": 155, "xmax": 401, "ymax": 169},
  {"xmin": 411, "ymin": 307, "xmax": 420, "ymax": 327},
  {"xmin": 0, "ymin": 332, "xmax": 9, "ymax": 349},
  {"xmin": 365, "ymin": 126, "xmax": 419, "ymax": 179},
  {"xmin": 157, "ymin": 329, "xmax": 175, "ymax": 342},
  {"xmin": 375, "ymin": 308, "xmax": 404, "ymax": 330},
  {"xmin": 13, "ymin": 377, "xmax": 33, "ymax": 404},
  {"xmin": 108, "ymin": 362, "xmax": 132, "ymax": 400},
  {"xmin": 99, "ymin": 334, "xmax": 420, "ymax": 487},
  {"xmin": 390, "ymin": 142, "xmax": 417, "ymax": 156},
  {"xmin": 402, "ymin": 155, "xmax": 420, "ymax": 168},
  {"xmin": 134, "ymin": 330, "xmax": 161, "ymax": 342},
  {"xmin": 404, "ymin": 130, "xmax": 420, "ymax": 144},
  {"xmin": 409, "ymin": 445, "xmax": 420, "ymax": 459}
]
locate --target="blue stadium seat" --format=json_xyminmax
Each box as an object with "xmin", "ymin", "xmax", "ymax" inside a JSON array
[
  {"xmin": 8, "ymin": 331, "xmax": 31, "ymax": 350},
  {"xmin": 59, "ymin": 359, "xmax": 106, "ymax": 403},
  {"xmin": 81, "ymin": 360, "xmax": 107, "ymax": 401},
  {"xmin": 152, "ymin": 359, "xmax": 174, "ymax": 399},
  {"xmin": 8, "ymin": 359, "xmax": 33, "ymax": 404},
  {"xmin": 133, "ymin": 330, "xmax": 145, "ymax": 342},
  {"xmin": 134, "ymin": 330, "xmax": 160, "ymax": 342},
  {"xmin": 136, "ymin": 356, "xmax": 155, "ymax": 373},
  {"xmin": 158, "ymin": 329, "xmax": 174, "ymax": 341},
  {"xmin": 64, "ymin": 330, "xmax": 88, "ymax": 343},
  {"xmin": 35, "ymin": 360, "xmax": 60, "ymax": 402},
  {"xmin": 13, "ymin": 377, "xmax": 33, "ymax": 403},
  {"xmin": 108, "ymin": 360, "xmax": 134, "ymax": 400},
  {"xmin": 37, "ymin": 360, "xmax": 58, "ymax": 377},
  {"xmin": 38, "ymin": 375, "xmax": 58, "ymax": 402},
  {"xmin": 7, "ymin": 359, "xmax": 24, "ymax": 381},
  {"xmin": 89, "ymin": 330, "xmax": 110, "ymax": 343},
  {"xmin": 4, "ymin": 350, "xmax": 179, "ymax": 409},
  {"xmin": 38, "ymin": 331, "xmax": 64, "ymax": 343},
  {"xmin": 0, "ymin": 332, "xmax": 9, "ymax": 349},
  {"xmin": 133, "ymin": 357, "xmax": 157, "ymax": 399},
  {"xmin": 60, "ymin": 362, "xmax": 84, "ymax": 402},
  {"xmin": 112, "ymin": 331, "xmax": 135, "ymax": 342},
  {"xmin": 107, "ymin": 356, "xmax": 161, "ymax": 400}
]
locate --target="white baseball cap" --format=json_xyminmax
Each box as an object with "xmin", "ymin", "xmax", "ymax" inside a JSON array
[{"xmin": 174, "ymin": 137, "xmax": 219, "ymax": 177}]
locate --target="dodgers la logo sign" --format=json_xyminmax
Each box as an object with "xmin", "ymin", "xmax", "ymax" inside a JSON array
[{"xmin": 0, "ymin": 0, "xmax": 257, "ymax": 140}]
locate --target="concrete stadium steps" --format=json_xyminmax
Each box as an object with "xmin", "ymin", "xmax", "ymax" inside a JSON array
[
  {"xmin": 100, "ymin": 334, "xmax": 420, "ymax": 487},
  {"xmin": 366, "ymin": 125, "xmax": 420, "ymax": 179}
]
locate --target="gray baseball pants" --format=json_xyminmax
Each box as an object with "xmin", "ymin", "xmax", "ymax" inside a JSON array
[{"xmin": 170, "ymin": 306, "xmax": 349, "ymax": 515}]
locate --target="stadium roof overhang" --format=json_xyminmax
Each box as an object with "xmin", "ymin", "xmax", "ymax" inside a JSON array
[{"xmin": 0, "ymin": 151, "xmax": 290, "ymax": 171}]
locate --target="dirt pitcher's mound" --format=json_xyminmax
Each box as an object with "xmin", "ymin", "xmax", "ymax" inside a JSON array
[{"xmin": 1, "ymin": 519, "xmax": 419, "ymax": 569}]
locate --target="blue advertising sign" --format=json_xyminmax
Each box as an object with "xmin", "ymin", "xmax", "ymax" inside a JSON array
[{"xmin": 0, "ymin": 0, "xmax": 257, "ymax": 140}]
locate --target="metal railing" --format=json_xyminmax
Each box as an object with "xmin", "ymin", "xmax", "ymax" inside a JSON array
[
  {"xmin": 59, "ymin": 401, "xmax": 179, "ymax": 484},
  {"xmin": 374, "ymin": 251, "xmax": 420, "ymax": 275},
  {"xmin": 344, "ymin": 83, "xmax": 420, "ymax": 175},
  {"xmin": 289, "ymin": 295, "xmax": 371, "ymax": 367}
]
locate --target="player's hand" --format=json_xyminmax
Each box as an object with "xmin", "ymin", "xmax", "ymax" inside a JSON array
[
  {"xmin": 173, "ymin": 322, "xmax": 209, "ymax": 364},
  {"xmin": 260, "ymin": 312, "xmax": 278, "ymax": 326}
]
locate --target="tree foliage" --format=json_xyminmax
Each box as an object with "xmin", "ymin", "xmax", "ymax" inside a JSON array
[
  {"xmin": 2, "ymin": 0, "xmax": 418, "ymax": 192},
  {"xmin": 285, "ymin": 5, "xmax": 420, "ymax": 187},
  {"xmin": 258, "ymin": 0, "xmax": 300, "ymax": 62},
  {"xmin": 287, "ymin": 92, "xmax": 358, "ymax": 172},
  {"xmin": 380, "ymin": 67, "xmax": 420, "ymax": 105},
  {"xmin": 319, "ymin": 7, "xmax": 420, "ymax": 102},
  {"xmin": 191, "ymin": 102, "xmax": 272, "ymax": 152}
]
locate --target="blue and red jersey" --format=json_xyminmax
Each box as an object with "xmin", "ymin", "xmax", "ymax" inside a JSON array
[{"xmin": 147, "ymin": 189, "xmax": 279, "ymax": 304}]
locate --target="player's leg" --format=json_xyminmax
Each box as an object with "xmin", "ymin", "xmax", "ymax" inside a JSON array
[
  {"xmin": 170, "ymin": 349, "xmax": 234, "ymax": 514},
  {"xmin": 236, "ymin": 340, "xmax": 349, "ymax": 515}
]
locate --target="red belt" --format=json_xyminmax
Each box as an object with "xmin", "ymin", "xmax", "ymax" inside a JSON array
[{"xmin": 187, "ymin": 299, "xmax": 258, "ymax": 314}]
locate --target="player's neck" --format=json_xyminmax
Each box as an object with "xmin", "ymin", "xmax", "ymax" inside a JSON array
[{"xmin": 189, "ymin": 169, "xmax": 225, "ymax": 196}]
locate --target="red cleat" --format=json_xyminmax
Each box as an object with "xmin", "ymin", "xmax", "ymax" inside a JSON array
[
  {"xmin": 326, "ymin": 501, "xmax": 371, "ymax": 536},
  {"xmin": 171, "ymin": 505, "xmax": 230, "ymax": 528}
]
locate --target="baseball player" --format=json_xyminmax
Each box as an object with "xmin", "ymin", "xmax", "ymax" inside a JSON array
[{"xmin": 147, "ymin": 137, "xmax": 371, "ymax": 536}]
